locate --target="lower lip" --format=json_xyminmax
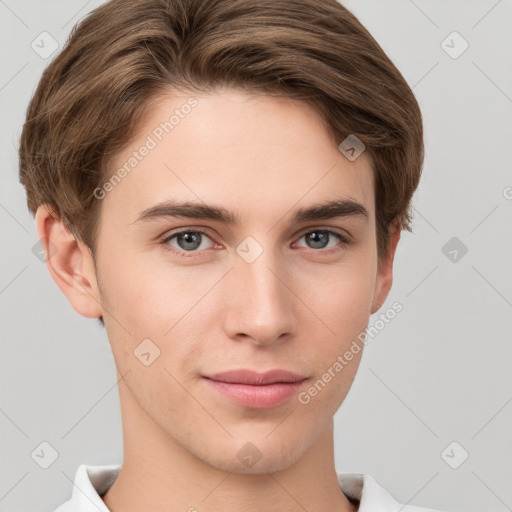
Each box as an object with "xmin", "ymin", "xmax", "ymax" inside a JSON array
[{"xmin": 203, "ymin": 378, "xmax": 307, "ymax": 409}]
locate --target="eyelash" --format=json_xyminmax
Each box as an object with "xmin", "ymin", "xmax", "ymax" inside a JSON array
[{"xmin": 159, "ymin": 228, "xmax": 351, "ymax": 258}]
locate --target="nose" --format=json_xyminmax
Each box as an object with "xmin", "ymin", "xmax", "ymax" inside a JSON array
[{"xmin": 222, "ymin": 246, "xmax": 297, "ymax": 346}]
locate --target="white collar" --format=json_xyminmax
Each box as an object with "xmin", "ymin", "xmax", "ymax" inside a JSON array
[{"xmin": 54, "ymin": 464, "xmax": 439, "ymax": 511}]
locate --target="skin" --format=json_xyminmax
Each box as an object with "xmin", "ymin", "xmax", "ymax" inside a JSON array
[{"xmin": 36, "ymin": 87, "xmax": 400, "ymax": 512}]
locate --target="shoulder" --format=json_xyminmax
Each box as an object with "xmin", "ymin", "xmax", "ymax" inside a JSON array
[
  {"xmin": 337, "ymin": 472, "xmax": 447, "ymax": 512},
  {"xmin": 53, "ymin": 464, "xmax": 121, "ymax": 512}
]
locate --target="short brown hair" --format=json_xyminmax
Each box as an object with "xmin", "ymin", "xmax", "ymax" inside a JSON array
[{"xmin": 19, "ymin": 0, "xmax": 423, "ymax": 262}]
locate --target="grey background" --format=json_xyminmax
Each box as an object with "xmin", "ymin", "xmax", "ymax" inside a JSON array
[{"xmin": 1, "ymin": 1, "xmax": 511, "ymax": 511}]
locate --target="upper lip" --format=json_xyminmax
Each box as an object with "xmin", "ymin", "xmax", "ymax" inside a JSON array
[{"xmin": 204, "ymin": 369, "xmax": 307, "ymax": 385}]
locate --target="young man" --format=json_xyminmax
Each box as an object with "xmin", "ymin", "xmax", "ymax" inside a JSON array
[{"xmin": 19, "ymin": 0, "xmax": 440, "ymax": 510}]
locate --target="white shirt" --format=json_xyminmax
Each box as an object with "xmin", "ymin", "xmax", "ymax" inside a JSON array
[{"xmin": 54, "ymin": 464, "xmax": 443, "ymax": 512}]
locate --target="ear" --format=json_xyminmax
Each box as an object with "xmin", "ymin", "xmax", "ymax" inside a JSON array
[
  {"xmin": 370, "ymin": 224, "xmax": 401, "ymax": 315},
  {"xmin": 34, "ymin": 204, "xmax": 103, "ymax": 319}
]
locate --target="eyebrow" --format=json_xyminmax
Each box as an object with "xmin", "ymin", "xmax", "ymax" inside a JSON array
[{"xmin": 132, "ymin": 198, "xmax": 368, "ymax": 226}]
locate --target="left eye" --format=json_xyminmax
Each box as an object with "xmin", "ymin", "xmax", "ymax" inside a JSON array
[{"xmin": 295, "ymin": 230, "xmax": 344, "ymax": 250}]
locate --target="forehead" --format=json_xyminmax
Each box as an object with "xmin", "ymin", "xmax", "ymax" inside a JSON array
[{"xmin": 101, "ymin": 88, "xmax": 375, "ymax": 227}]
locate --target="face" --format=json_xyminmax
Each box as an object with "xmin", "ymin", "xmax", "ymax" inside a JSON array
[{"xmin": 57, "ymin": 88, "xmax": 396, "ymax": 473}]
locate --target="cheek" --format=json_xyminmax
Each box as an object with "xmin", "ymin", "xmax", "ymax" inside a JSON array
[
  {"xmin": 297, "ymin": 260, "xmax": 375, "ymax": 330},
  {"xmin": 295, "ymin": 263, "xmax": 373, "ymax": 387},
  {"xmin": 98, "ymin": 249, "xmax": 189, "ymax": 322},
  {"xmin": 98, "ymin": 258, "xmax": 212, "ymax": 370}
]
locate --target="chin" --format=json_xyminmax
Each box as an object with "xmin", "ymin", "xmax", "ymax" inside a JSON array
[
  {"xmin": 196, "ymin": 436, "xmax": 307, "ymax": 475},
  {"xmin": 210, "ymin": 453, "xmax": 299, "ymax": 475}
]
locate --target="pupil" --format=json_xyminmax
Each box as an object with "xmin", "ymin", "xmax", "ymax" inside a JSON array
[
  {"xmin": 307, "ymin": 231, "xmax": 328, "ymax": 249},
  {"xmin": 179, "ymin": 232, "xmax": 201, "ymax": 250}
]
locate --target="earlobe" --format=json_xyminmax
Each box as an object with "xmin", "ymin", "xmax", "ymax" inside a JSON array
[
  {"xmin": 34, "ymin": 204, "xmax": 103, "ymax": 319},
  {"xmin": 370, "ymin": 225, "xmax": 401, "ymax": 315}
]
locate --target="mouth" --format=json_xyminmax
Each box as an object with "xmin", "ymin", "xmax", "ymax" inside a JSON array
[{"xmin": 202, "ymin": 369, "xmax": 308, "ymax": 408}]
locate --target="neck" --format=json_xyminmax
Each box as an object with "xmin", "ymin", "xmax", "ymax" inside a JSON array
[{"xmin": 102, "ymin": 380, "xmax": 358, "ymax": 512}]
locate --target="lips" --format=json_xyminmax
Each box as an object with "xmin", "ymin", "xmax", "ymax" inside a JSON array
[
  {"xmin": 203, "ymin": 369, "xmax": 306, "ymax": 385},
  {"xmin": 202, "ymin": 369, "xmax": 308, "ymax": 408}
]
